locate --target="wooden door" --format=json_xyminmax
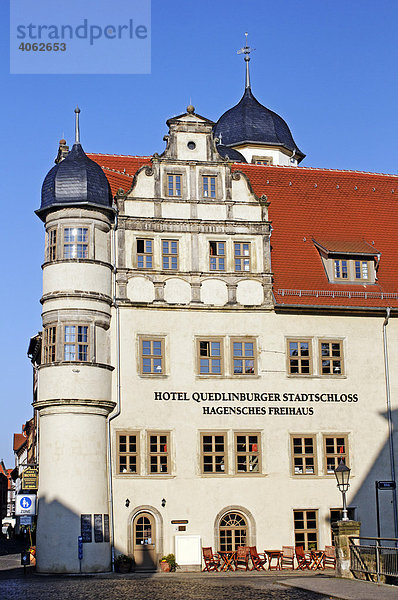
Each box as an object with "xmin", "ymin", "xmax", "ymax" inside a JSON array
[{"xmin": 133, "ymin": 512, "xmax": 156, "ymax": 571}]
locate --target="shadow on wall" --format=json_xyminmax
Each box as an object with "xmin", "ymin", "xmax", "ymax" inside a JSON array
[
  {"xmin": 349, "ymin": 409, "xmax": 398, "ymax": 538},
  {"xmin": 35, "ymin": 496, "xmax": 110, "ymax": 574}
]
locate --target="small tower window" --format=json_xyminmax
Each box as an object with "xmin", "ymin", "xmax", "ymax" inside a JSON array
[
  {"xmin": 43, "ymin": 326, "xmax": 57, "ymax": 363},
  {"xmin": 47, "ymin": 229, "xmax": 57, "ymax": 262},
  {"xmin": 63, "ymin": 325, "xmax": 89, "ymax": 361},
  {"xmin": 63, "ymin": 227, "xmax": 88, "ymax": 259}
]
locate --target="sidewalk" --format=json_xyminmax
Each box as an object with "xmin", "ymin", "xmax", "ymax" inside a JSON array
[{"xmin": 278, "ymin": 574, "xmax": 398, "ymax": 600}]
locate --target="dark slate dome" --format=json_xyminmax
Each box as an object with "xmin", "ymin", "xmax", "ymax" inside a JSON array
[
  {"xmin": 216, "ymin": 144, "xmax": 247, "ymax": 163},
  {"xmin": 214, "ymin": 87, "xmax": 305, "ymax": 162},
  {"xmin": 37, "ymin": 142, "xmax": 113, "ymax": 220}
]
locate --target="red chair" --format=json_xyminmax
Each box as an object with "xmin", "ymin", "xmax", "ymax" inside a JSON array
[
  {"xmin": 249, "ymin": 546, "xmax": 267, "ymax": 570},
  {"xmin": 235, "ymin": 546, "xmax": 250, "ymax": 570},
  {"xmin": 295, "ymin": 546, "xmax": 311, "ymax": 570},
  {"xmin": 202, "ymin": 547, "xmax": 220, "ymax": 571},
  {"xmin": 281, "ymin": 546, "xmax": 294, "ymax": 569},
  {"xmin": 323, "ymin": 545, "xmax": 336, "ymax": 569}
]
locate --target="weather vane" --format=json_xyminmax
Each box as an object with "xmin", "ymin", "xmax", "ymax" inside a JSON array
[{"xmin": 237, "ymin": 32, "xmax": 255, "ymax": 89}]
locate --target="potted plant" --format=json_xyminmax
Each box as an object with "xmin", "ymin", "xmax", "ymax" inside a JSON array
[
  {"xmin": 114, "ymin": 554, "xmax": 134, "ymax": 573},
  {"xmin": 159, "ymin": 553, "xmax": 178, "ymax": 572}
]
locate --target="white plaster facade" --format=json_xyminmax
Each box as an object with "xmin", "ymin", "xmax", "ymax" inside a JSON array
[{"xmin": 33, "ymin": 105, "xmax": 398, "ymax": 573}]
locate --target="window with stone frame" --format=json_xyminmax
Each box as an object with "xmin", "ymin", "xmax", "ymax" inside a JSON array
[
  {"xmin": 235, "ymin": 433, "xmax": 260, "ymax": 473},
  {"xmin": 209, "ymin": 241, "xmax": 225, "ymax": 271},
  {"xmin": 198, "ymin": 339, "xmax": 223, "ymax": 375},
  {"xmin": 139, "ymin": 337, "xmax": 164, "ymax": 375},
  {"xmin": 291, "ymin": 436, "xmax": 317, "ymax": 475},
  {"xmin": 148, "ymin": 433, "xmax": 170, "ymax": 474},
  {"xmin": 231, "ymin": 339, "xmax": 256, "ymax": 375},
  {"xmin": 294, "ymin": 510, "xmax": 318, "ymax": 550},
  {"xmin": 219, "ymin": 512, "xmax": 248, "ymax": 551},
  {"xmin": 47, "ymin": 228, "xmax": 57, "ymax": 262},
  {"xmin": 117, "ymin": 432, "xmax": 139, "ymax": 474},
  {"xmin": 63, "ymin": 227, "xmax": 88, "ymax": 259},
  {"xmin": 43, "ymin": 326, "xmax": 57, "ymax": 363},
  {"xmin": 162, "ymin": 239, "xmax": 178, "ymax": 270},
  {"xmin": 167, "ymin": 174, "xmax": 182, "ymax": 197},
  {"xmin": 63, "ymin": 325, "xmax": 89, "ymax": 361},
  {"xmin": 287, "ymin": 339, "xmax": 312, "ymax": 375},
  {"xmin": 234, "ymin": 242, "xmax": 251, "ymax": 272},
  {"xmin": 137, "ymin": 239, "xmax": 153, "ymax": 269},
  {"xmin": 202, "ymin": 175, "xmax": 217, "ymax": 198},
  {"xmin": 201, "ymin": 433, "xmax": 227, "ymax": 474},
  {"xmin": 320, "ymin": 340, "xmax": 344, "ymax": 375},
  {"xmin": 324, "ymin": 435, "xmax": 348, "ymax": 474}
]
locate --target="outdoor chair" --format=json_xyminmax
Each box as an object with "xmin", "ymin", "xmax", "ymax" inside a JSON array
[
  {"xmin": 202, "ymin": 546, "xmax": 221, "ymax": 572},
  {"xmin": 323, "ymin": 545, "xmax": 336, "ymax": 569},
  {"xmin": 295, "ymin": 546, "xmax": 311, "ymax": 570},
  {"xmin": 281, "ymin": 545, "xmax": 295, "ymax": 569},
  {"xmin": 235, "ymin": 546, "xmax": 250, "ymax": 570},
  {"xmin": 249, "ymin": 546, "xmax": 267, "ymax": 570}
]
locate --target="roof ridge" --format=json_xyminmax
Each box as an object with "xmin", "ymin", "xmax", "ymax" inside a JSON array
[
  {"xmin": 101, "ymin": 166, "xmax": 134, "ymax": 178},
  {"xmin": 88, "ymin": 153, "xmax": 152, "ymax": 159},
  {"xmin": 236, "ymin": 163, "xmax": 398, "ymax": 178}
]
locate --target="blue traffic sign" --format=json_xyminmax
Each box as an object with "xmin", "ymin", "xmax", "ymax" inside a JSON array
[{"xmin": 20, "ymin": 497, "xmax": 32, "ymax": 509}]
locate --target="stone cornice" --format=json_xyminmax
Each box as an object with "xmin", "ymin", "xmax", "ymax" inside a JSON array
[
  {"xmin": 120, "ymin": 218, "xmax": 270, "ymax": 235},
  {"xmin": 41, "ymin": 291, "xmax": 113, "ymax": 306}
]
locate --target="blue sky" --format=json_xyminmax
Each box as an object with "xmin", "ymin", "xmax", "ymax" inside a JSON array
[{"xmin": 1, "ymin": 0, "xmax": 397, "ymax": 465}]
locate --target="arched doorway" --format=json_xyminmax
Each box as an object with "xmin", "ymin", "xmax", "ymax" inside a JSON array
[
  {"xmin": 132, "ymin": 512, "xmax": 156, "ymax": 571},
  {"xmin": 219, "ymin": 511, "xmax": 248, "ymax": 551}
]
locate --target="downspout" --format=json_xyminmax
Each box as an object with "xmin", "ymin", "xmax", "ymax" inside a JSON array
[
  {"xmin": 107, "ymin": 211, "xmax": 121, "ymax": 570},
  {"xmin": 382, "ymin": 307, "xmax": 398, "ymax": 538}
]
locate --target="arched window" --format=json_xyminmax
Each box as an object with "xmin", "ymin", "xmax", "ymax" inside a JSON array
[{"xmin": 219, "ymin": 512, "xmax": 247, "ymax": 551}]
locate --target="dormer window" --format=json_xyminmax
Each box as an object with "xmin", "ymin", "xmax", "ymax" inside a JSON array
[{"xmin": 313, "ymin": 239, "xmax": 380, "ymax": 285}]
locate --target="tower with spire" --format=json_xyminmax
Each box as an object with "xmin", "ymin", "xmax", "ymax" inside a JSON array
[
  {"xmin": 35, "ymin": 108, "xmax": 115, "ymax": 573},
  {"xmin": 214, "ymin": 33, "xmax": 305, "ymax": 166}
]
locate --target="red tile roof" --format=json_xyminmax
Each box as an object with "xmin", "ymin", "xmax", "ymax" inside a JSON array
[
  {"xmin": 234, "ymin": 164, "xmax": 398, "ymax": 308},
  {"xmin": 90, "ymin": 153, "xmax": 398, "ymax": 310},
  {"xmin": 13, "ymin": 433, "xmax": 26, "ymax": 453},
  {"xmin": 87, "ymin": 154, "xmax": 151, "ymax": 196}
]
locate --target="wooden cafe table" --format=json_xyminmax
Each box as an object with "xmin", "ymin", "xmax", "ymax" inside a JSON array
[
  {"xmin": 264, "ymin": 550, "xmax": 282, "ymax": 570},
  {"xmin": 218, "ymin": 550, "xmax": 236, "ymax": 571}
]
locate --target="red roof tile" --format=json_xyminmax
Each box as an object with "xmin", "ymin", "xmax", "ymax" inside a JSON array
[{"xmin": 90, "ymin": 152, "xmax": 398, "ymax": 309}]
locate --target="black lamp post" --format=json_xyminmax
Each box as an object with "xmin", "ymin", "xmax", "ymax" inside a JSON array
[{"xmin": 334, "ymin": 460, "xmax": 351, "ymax": 521}]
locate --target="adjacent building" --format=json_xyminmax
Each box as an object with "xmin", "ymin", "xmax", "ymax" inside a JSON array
[{"xmin": 32, "ymin": 52, "xmax": 398, "ymax": 573}]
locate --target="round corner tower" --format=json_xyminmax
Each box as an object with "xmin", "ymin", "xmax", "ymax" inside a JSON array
[{"xmin": 34, "ymin": 108, "xmax": 116, "ymax": 573}]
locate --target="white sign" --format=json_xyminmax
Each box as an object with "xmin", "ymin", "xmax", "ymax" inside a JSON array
[
  {"xmin": 15, "ymin": 495, "xmax": 36, "ymax": 516},
  {"xmin": 174, "ymin": 535, "xmax": 201, "ymax": 566}
]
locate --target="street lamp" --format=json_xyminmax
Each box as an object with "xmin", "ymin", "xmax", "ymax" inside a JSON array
[{"xmin": 334, "ymin": 460, "xmax": 351, "ymax": 521}]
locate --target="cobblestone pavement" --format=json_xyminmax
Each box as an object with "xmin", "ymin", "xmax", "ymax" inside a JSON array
[{"xmin": 0, "ymin": 573, "xmax": 330, "ymax": 600}]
